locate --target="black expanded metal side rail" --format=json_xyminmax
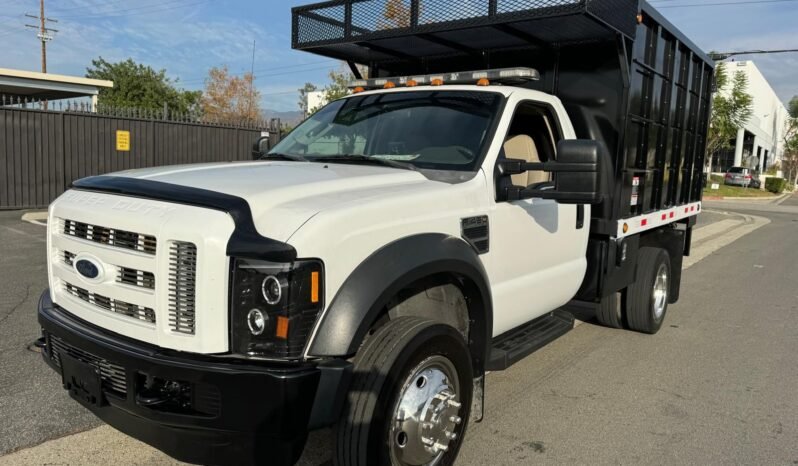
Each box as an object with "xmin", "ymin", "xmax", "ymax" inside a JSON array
[{"xmin": 293, "ymin": 0, "xmax": 639, "ymax": 52}]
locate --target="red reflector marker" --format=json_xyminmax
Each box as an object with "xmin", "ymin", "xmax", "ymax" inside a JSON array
[
  {"xmin": 670, "ymin": 212, "xmax": 675, "ymax": 218},
  {"xmin": 661, "ymin": 214, "xmax": 667, "ymax": 221},
  {"xmin": 641, "ymin": 219, "xmax": 648, "ymax": 227}
]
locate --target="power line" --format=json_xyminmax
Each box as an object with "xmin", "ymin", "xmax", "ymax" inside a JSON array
[
  {"xmin": 710, "ymin": 48, "xmax": 798, "ymax": 60},
  {"xmin": 56, "ymin": 0, "xmax": 210, "ymax": 20},
  {"xmin": 177, "ymin": 61, "xmax": 338, "ymax": 86},
  {"xmin": 24, "ymin": 0, "xmax": 58, "ymax": 73}
]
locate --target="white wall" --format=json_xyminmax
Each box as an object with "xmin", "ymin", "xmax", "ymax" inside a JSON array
[
  {"xmin": 305, "ymin": 91, "xmax": 327, "ymax": 115},
  {"xmin": 720, "ymin": 61, "xmax": 789, "ymax": 169}
]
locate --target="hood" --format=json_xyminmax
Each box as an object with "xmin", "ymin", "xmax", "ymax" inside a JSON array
[{"xmin": 110, "ymin": 161, "xmax": 433, "ymax": 241}]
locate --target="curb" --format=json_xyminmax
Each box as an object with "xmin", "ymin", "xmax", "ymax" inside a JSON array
[
  {"xmin": 702, "ymin": 193, "xmax": 787, "ymax": 202},
  {"xmin": 21, "ymin": 211, "xmax": 48, "ymax": 222}
]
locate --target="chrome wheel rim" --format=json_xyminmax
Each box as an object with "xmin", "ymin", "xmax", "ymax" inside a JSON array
[
  {"xmin": 389, "ymin": 355, "xmax": 462, "ymax": 466},
  {"xmin": 652, "ymin": 263, "xmax": 668, "ymax": 320}
]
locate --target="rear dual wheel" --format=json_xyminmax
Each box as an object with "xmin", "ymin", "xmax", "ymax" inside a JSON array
[
  {"xmin": 334, "ymin": 317, "xmax": 473, "ymax": 466},
  {"xmin": 595, "ymin": 247, "xmax": 671, "ymax": 334}
]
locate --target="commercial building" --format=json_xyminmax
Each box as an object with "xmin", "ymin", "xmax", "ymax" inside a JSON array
[{"xmin": 713, "ymin": 61, "xmax": 789, "ymax": 173}]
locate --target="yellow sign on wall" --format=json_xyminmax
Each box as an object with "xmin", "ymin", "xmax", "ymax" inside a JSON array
[{"xmin": 116, "ymin": 130, "xmax": 131, "ymax": 152}]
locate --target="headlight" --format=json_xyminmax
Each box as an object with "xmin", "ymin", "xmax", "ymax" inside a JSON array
[{"xmin": 230, "ymin": 258, "xmax": 324, "ymax": 359}]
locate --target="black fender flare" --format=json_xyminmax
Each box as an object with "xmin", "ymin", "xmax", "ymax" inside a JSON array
[{"xmin": 307, "ymin": 233, "xmax": 493, "ymax": 372}]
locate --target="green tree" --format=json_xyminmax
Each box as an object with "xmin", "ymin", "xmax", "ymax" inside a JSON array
[
  {"xmin": 705, "ymin": 62, "xmax": 754, "ymax": 172},
  {"xmin": 321, "ymin": 67, "xmax": 353, "ymax": 102},
  {"xmin": 783, "ymin": 96, "xmax": 798, "ymax": 186},
  {"xmin": 306, "ymin": 66, "xmax": 354, "ymax": 115},
  {"xmin": 86, "ymin": 57, "xmax": 201, "ymax": 114},
  {"xmin": 298, "ymin": 82, "xmax": 318, "ymax": 116}
]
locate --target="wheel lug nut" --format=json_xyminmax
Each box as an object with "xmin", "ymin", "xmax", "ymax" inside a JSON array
[
  {"xmin": 434, "ymin": 442, "xmax": 449, "ymax": 452},
  {"xmin": 450, "ymin": 415, "xmax": 462, "ymax": 424},
  {"xmin": 422, "ymin": 437, "xmax": 433, "ymax": 446},
  {"xmin": 446, "ymin": 431, "xmax": 458, "ymax": 440},
  {"xmin": 448, "ymin": 400, "xmax": 461, "ymax": 409}
]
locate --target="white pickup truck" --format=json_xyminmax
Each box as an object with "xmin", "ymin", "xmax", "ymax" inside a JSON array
[{"xmin": 36, "ymin": 1, "xmax": 713, "ymax": 465}]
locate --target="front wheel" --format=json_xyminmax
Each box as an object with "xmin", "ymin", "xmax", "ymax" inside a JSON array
[{"xmin": 334, "ymin": 317, "xmax": 473, "ymax": 466}]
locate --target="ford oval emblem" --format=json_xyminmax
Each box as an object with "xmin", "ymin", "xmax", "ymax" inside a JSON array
[{"xmin": 75, "ymin": 259, "xmax": 101, "ymax": 280}]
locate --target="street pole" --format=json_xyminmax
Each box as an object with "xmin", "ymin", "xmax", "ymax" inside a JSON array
[
  {"xmin": 40, "ymin": 0, "xmax": 46, "ymax": 73},
  {"xmin": 25, "ymin": 0, "xmax": 58, "ymax": 74}
]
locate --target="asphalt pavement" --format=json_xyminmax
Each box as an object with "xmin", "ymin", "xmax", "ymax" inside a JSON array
[
  {"xmin": 0, "ymin": 211, "xmax": 101, "ymax": 456},
  {"xmin": 0, "ymin": 196, "xmax": 796, "ymax": 465}
]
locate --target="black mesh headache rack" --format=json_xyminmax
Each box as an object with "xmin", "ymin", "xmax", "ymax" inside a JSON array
[
  {"xmin": 292, "ymin": 0, "xmax": 714, "ymax": 233},
  {"xmin": 292, "ymin": 0, "xmax": 640, "ymax": 63}
]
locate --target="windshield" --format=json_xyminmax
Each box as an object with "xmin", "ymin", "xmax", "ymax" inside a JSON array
[{"xmin": 269, "ymin": 90, "xmax": 504, "ymax": 171}]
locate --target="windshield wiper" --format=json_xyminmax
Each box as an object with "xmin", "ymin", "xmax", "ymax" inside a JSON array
[
  {"xmin": 312, "ymin": 155, "xmax": 417, "ymax": 171},
  {"xmin": 260, "ymin": 152, "xmax": 309, "ymax": 162}
]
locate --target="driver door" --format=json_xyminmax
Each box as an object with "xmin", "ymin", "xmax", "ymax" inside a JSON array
[{"xmin": 484, "ymin": 101, "xmax": 588, "ymax": 337}]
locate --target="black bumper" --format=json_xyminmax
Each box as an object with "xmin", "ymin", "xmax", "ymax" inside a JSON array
[{"xmin": 38, "ymin": 290, "xmax": 329, "ymax": 466}]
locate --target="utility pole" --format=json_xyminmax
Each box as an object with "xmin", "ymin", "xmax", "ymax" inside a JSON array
[{"xmin": 25, "ymin": 0, "xmax": 58, "ymax": 73}]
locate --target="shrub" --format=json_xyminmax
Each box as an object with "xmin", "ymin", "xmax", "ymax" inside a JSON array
[{"xmin": 765, "ymin": 177, "xmax": 787, "ymax": 194}]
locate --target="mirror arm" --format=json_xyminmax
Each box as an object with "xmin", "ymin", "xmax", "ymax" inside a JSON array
[
  {"xmin": 504, "ymin": 186, "xmax": 603, "ymax": 204},
  {"xmin": 497, "ymin": 159, "xmax": 597, "ymax": 175}
]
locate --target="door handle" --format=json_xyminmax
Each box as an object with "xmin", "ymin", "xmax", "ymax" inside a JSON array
[{"xmin": 576, "ymin": 205, "xmax": 584, "ymax": 229}]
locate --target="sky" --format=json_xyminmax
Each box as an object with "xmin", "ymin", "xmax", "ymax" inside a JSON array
[{"xmin": 0, "ymin": 0, "xmax": 796, "ymax": 113}]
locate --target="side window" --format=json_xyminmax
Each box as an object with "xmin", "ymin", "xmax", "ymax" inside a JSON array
[{"xmin": 500, "ymin": 102, "xmax": 562, "ymax": 189}]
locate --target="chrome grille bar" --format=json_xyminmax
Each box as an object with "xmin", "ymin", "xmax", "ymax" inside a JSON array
[
  {"xmin": 117, "ymin": 267, "xmax": 156, "ymax": 290},
  {"xmin": 168, "ymin": 241, "xmax": 197, "ymax": 335},
  {"xmin": 62, "ymin": 219, "xmax": 157, "ymax": 255},
  {"xmin": 65, "ymin": 282, "xmax": 156, "ymax": 324}
]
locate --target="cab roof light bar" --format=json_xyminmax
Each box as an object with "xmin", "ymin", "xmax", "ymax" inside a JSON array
[{"xmin": 348, "ymin": 67, "xmax": 540, "ymax": 91}]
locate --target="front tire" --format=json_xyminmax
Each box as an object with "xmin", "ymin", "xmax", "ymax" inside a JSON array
[
  {"xmin": 625, "ymin": 247, "xmax": 671, "ymax": 334},
  {"xmin": 334, "ymin": 317, "xmax": 473, "ymax": 466}
]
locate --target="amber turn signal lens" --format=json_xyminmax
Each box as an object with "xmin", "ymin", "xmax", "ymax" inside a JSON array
[
  {"xmin": 406, "ymin": 79, "xmax": 418, "ymax": 87},
  {"xmin": 353, "ymin": 86, "xmax": 365, "ymax": 93},
  {"xmin": 384, "ymin": 81, "xmax": 396, "ymax": 89},
  {"xmin": 431, "ymin": 78, "xmax": 444, "ymax": 86},
  {"xmin": 476, "ymin": 78, "xmax": 490, "ymax": 86},
  {"xmin": 275, "ymin": 316, "xmax": 289, "ymax": 340},
  {"xmin": 623, "ymin": 223, "xmax": 629, "ymax": 234},
  {"xmin": 311, "ymin": 271, "xmax": 320, "ymax": 304}
]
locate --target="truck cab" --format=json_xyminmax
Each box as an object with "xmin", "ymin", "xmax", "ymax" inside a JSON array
[{"xmin": 36, "ymin": 1, "xmax": 713, "ymax": 465}]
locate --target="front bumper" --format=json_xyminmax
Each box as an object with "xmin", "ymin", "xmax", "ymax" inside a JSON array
[{"xmin": 37, "ymin": 290, "xmax": 322, "ymax": 466}]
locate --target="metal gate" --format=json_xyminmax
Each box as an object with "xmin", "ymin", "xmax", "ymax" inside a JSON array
[{"xmin": 1, "ymin": 102, "xmax": 282, "ymax": 210}]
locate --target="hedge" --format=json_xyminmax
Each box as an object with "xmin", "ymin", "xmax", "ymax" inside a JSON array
[{"xmin": 765, "ymin": 177, "xmax": 787, "ymax": 194}]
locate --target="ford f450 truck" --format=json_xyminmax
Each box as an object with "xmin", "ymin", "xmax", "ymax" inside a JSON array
[{"xmin": 36, "ymin": 1, "xmax": 713, "ymax": 465}]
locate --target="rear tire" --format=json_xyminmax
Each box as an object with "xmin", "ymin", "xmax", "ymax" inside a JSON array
[
  {"xmin": 595, "ymin": 291, "xmax": 625, "ymax": 329},
  {"xmin": 625, "ymin": 247, "xmax": 671, "ymax": 334},
  {"xmin": 334, "ymin": 317, "xmax": 473, "ymax": 466}
]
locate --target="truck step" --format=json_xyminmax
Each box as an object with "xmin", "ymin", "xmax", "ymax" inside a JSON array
[{"xmin": 487, "ymin": 310, "xmax": 575, "ymax": 371}]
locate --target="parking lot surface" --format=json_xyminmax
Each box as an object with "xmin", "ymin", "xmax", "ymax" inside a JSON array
[{"xmin": 0, "ymin": 199, "xmax": 796, "ymax": 465}]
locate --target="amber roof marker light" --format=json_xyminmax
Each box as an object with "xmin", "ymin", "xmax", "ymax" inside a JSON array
[{"xmin": 347, "ymin": 67, "xmax": 540, "ymax": 91}]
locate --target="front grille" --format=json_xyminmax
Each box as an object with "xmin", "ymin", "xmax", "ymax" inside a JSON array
[
  {"xmin": 62, "ymin": 219, "xmax": 157, "ymax": 255},
  {"xmin": 168, "ymin": 242, "xmax": 197, "ymax": 335},
  {"xmin": 65, "ymin": 282, "xmax": 156, "ymax": 324},
  {"xmin": 49, "ymin": 336, "xmax": 127, "ymax": 397},
  {"xmin": 63, "ymin": 250, "xmax": 76, "ymax": 266},
  {"xmin": 118, "ymin": 267, "xmax": 155, "ymax": 290}
]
